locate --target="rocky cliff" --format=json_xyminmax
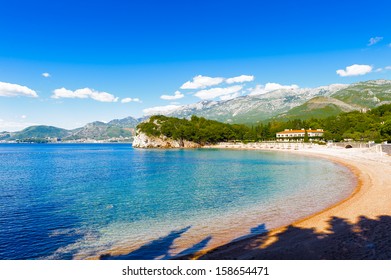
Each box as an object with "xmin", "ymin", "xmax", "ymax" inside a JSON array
[{"xmin": 132, "ymin": 131, "xmax": 201, "ymax": 148}]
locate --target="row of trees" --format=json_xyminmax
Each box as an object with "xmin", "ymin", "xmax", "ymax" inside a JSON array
[{"xmin": 137, "ymin": 104, "xmax": 391, "ymax": 144}]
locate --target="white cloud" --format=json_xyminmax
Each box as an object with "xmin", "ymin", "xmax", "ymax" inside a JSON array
[
  {"xmin": 121, "ymin": 97, "xmax": 142, "ymax": 103},
  {"xmin": 385, "ymin": 66, "xmax": 391, "ymax": 70},
  {"xmin": 220, "ymin": 92, "xmax": 241, "ymax": 101},
  {"xmin": 336, "ymin": 64, "xmax": 373, "ymax": 77},
  {"xmin": 194, "ymin": 85, "xmax": 243, "ymax": 100},
  {"xmin": 51, "ymin": 87, "xmax": 119, "ymax": 102},
  {"xmin": 160, "ymin": 90, "xmax": 184, "ymax": 100},
  {"xmin": 368, "ymin": 36, "xmax": 383, "ymax": 46},
  {"xmin": 42, "ymin": 72, "xmax": 51, "ymax": 78},
  {"xmin": 0, "ymin": 81, "xmax": 38, "ymax": 98},
  {"xmin": 143, "ymin": 105, "xmax": 182, "ymax": 116},
  {"xmin": 180, "ymin": 75, "xmax": 224, "ymax": 89},
  {"xmin": 226, "ymin": 75, "xmax": 254, "ymax": 84},
  {"xmin": 248, "ymin": 83, "xmax": 299, "ymax": 96},
  {"xmin": 0, "ymin": 119, "xmax": 38, "ymax": 132},
  {"xmin": 21, "ymin": 115, "xmax": 27, "ymax": 119}
]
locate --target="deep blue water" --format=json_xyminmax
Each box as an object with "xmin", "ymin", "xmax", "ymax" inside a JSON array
[{"xmin": 0, "ymin": 144, "xmax": 355, "ymax": 259}]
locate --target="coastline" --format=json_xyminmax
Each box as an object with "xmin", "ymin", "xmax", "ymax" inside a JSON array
[{"xmin": 180, "ymin": 143, "xmax": 391, "ymax": 259}]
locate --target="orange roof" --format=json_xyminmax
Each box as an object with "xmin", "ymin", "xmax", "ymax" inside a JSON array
[{"xmin": 277, "ymin": 129, "xmax": 323, "ymax": 134}]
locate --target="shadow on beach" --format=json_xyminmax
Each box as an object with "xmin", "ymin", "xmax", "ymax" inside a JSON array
[
  {"xmin": 191, "ymin": 215, "xmax": 391, "ymax": 260},
  {"xmin": 99, "ymin": 215, "xmax": 391, "ymax": 260},
  {"xmin": 100, "ymin": 226, "xmax": 212, "ymax": 260}
]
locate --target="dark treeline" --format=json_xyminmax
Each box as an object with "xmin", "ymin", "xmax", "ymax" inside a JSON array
[{"xmin": 137, "ymin": 104, "xmax": 391, "ymax": 144}]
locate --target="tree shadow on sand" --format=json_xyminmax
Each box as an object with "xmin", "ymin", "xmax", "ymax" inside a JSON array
[
  {"xmin": 193, "ymin": 215, "xmax": 391, "ymax": 260},
  {"xmin": 100, "ymin": 226, "xmax": 212, "ymax": 260}
]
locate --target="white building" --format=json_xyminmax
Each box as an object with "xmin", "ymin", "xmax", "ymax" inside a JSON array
[{"xmin": 276, "ymin": 128, "xmax": 324, "ymax": 142}]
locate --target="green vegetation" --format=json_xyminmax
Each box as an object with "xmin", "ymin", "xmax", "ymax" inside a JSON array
[
  {"xmin": 276, "ymin": 96, "xmax": 355, "ymax": 121},
  {"xmin": 138, "ymin": 104, "xmax": 391, "ymax": 144},
  {"xmin": 137, "ymin": 115, "xmax": 252, "ymax": 144}
]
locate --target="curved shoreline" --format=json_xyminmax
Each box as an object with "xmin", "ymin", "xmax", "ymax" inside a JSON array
[
  {"xmin": 92, "ymin": 146, "xmax": 364, "ymax": 259},
  {"xmin": 185, "ymin": 144, "xmax": 390, "ymax": 259}
]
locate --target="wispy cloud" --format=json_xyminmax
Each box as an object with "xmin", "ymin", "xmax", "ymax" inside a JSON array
[
  {"xmin": 160, "ymin": 90, "xmax": 184, "ymax": 100},
  {"xmin": 226, "ymin": 75, "xmax": 254, "ymax": 84},
  {"xmin": 0, "ymin": 81, "xmax": 38, "ymax": 98},
  {"xmin": 220, "ymin": 92, "xmax": 241, "ymax": 101},
  {"xmin": 180, "ymin": 75, "xmax": 224, "ymax": 89},
  {"xmin": 0, "ymin": 118, "xmax": 38, "ymax": 132},
  {"xmin": 249, "ymin": 83, "xmax": 299, "ymax": 96},
  {"xmin": 143, "ymin": 105, "xmax": 182, "ymax": 116},
  {"xmin": 194, "ymin": 85, "xmax": 243, "ymax": 100},
  {"xmin": 42, "ymin": 72, "xmax": 51, "ymax": 78},
  {"xmin": 121, "ymin": 97, "xmax": 142, "ymax": 103},
  {"xmin": 368, "ymin": 36, "xmax": 383, "ymax": 46},
  {"xmin": 52, "ymin": 87, "xmax": 119, "ymax": 102},
  {"xmin": 336, "ymin": 64, "xmax": 373, "ymax": 77}
]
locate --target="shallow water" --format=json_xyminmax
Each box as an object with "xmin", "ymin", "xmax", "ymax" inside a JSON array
[{"xmin": 0, "ymin": 144, "xmax": 355, "ymax": 259}]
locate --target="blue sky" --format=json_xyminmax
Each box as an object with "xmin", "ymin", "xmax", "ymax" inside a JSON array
[{"xmin": 1, "ymin": 0, "xmax": 391, "ymax": 131}]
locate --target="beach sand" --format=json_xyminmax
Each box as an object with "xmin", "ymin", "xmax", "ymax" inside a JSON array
[{"xmin": 183, "ymin": 143, "xmax": 391, "ymax": 259}]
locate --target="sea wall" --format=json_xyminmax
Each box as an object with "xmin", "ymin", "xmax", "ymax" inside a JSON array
[{"xmin": 132, "ymin": 131, "xmax": 201, "ymax": 148}]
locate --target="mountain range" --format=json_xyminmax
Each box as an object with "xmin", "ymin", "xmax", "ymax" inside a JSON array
[
  {"xmin": 0, "ymin": 116, "xmax": 140, "ymax": 142},
  {"xmin": 1, "ymin": 79, "xmax": 391, "ymax": 141},
  {"xmin": 161, "ymin": 80, "xmax": 391, "ymax": 123}
]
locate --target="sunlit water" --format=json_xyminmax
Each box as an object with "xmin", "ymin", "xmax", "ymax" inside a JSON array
[{"xmin": 0, "ymin": 144, "xmax": 355, "ymax": 259}]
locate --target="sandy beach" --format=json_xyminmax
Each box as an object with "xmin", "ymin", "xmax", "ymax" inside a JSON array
[{"xmin": 183, "ymin": 143, "xmax": 391, "ymax": 259}]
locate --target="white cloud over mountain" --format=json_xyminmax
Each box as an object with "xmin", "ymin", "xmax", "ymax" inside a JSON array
[
  {"xmin": 220, "ymin": 92, "xmax": 241, "ymax": 101},
  {"xmin": 0, "ymin": 118, "xmax": 38, "ymax": 132},
  {"xmin": 226, "ymin": 75, "xmax": 254, "ymax": 84},
  {"xmin": 52, "ymin": 87, "xmax": 119, "ymax": 102},
  {"xmin": 143, "ymin": 105, "xmax": 182, "ymax": 115},
  {"xmin": 194, "ymin": 85, "xmax": 243, "ymax": 100},
  {"xmin": 181, "ymin": 75, "xmax": 224, "ymax": 89},
  {"xmin": 160, "ymin": 90, "xmax": 184, "ymax": 100},
  {"xmin": 336, "ymin": 64, "xmax": 373, "ymax": 77},
  {"xmin": 249, "ymin": 83, "xmax": 299, "ymax": 95},
  {"xmin": 0, "ymin": 81, "xmax": 38, "ymax": 98},
  {"xmin": 121, "ymin": 97, "xmax": 141, "ymax": 103}
]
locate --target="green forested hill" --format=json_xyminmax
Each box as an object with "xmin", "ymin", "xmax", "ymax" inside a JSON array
[{"xmin": 13, "ymin": 126, "xmax": 69, "ymax": 139}]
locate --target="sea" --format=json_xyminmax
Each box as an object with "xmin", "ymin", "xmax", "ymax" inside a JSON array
[{"xmin": 0, "ymin": 143, "xmax": 356, "ymax": 260}]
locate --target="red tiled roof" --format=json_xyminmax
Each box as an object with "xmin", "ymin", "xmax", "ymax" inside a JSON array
[{"xmin": 277, "ymin": 130, "xmax": 323, "ymax": 134}]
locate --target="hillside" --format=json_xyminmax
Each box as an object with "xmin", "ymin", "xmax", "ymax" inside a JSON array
[
  {"xmin": 275, "ymin": 96, "xmax": 360, "ymax": 120},
  {"xmin": 331, "ymin": 80, "xmax": 391, "ymax": 109},
  {"xmin": 67, "ymin": 121, "xmax": 134, "ymax": 140},
  {"xmin": 13, "ymin": 126, "xmax": 69, "ymax": 139}
]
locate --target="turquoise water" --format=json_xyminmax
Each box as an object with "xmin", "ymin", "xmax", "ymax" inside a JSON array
[{"xmin": 0, "ymin": 144, "xmax": 355, "ymax": 259}]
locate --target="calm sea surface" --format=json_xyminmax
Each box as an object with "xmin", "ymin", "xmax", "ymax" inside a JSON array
[{"xmin": 0, "ymin": 144, "xmax": 355, "ymax": 259}]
